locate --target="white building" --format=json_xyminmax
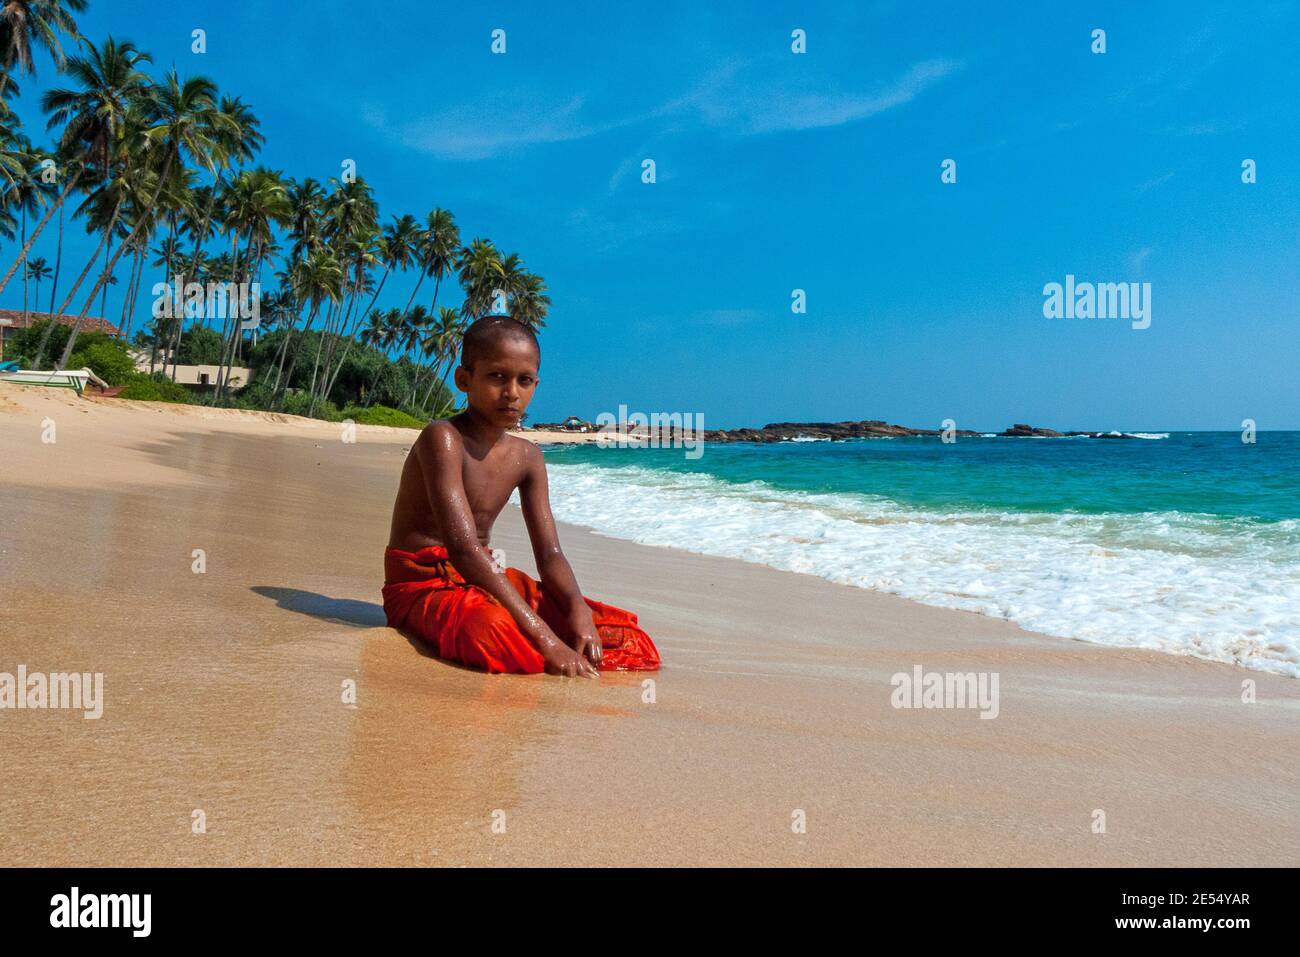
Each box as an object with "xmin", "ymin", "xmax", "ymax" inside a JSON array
[{"xmin": 129, "ymin": 350, "xmax": 251, "ymax": 391}]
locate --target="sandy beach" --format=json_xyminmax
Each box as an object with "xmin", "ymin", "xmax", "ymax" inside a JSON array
[{"xmin": 1, "ymin": 383, "xmax": 1296, "ymax": 867}]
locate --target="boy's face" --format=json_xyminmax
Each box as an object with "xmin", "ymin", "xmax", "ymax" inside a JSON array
[{"xmin": 454, "ymin": 337, "xmax": 539, "ymax": 428}]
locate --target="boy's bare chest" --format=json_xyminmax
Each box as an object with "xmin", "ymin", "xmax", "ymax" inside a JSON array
[{"xmin": 459, "ymin": 446, "xmax": 526, "ymax": 525}]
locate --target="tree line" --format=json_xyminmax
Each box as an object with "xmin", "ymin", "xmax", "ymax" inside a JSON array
[{"xmin": 1, "ymin": 1, "xmax": 549, "ymax": 419}]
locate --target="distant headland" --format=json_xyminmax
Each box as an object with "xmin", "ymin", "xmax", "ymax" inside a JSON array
[{"xmin": 530, "ymin": 418, "xmax": 1144, "ymax": 443}]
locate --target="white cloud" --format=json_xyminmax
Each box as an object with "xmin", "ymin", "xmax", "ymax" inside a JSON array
[
  {"xmin": 367, "ymin": 94, "xmax": 623, "ymax": 161},
  {"xmin": 668, "ymin": 57, "xmax": 962, "ymax": 135},
  {"xmin": 374, "ymin": 57, "xmax": 961, "ymax": 161}
]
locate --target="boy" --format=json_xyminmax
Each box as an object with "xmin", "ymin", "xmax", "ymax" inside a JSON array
[{"xmin": 382, "ymin": 316, "xmax": 661, "ymax": 677}]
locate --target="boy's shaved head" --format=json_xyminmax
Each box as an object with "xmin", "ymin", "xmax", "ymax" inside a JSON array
[{"xmin": 461, "ymin": 316, "xmax": 540, "ymax": 370}]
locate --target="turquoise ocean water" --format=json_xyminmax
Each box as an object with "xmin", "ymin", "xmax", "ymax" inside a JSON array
[{"xmin": 534, "ymin": 432, "xmax": 1300, "ymax": 676}]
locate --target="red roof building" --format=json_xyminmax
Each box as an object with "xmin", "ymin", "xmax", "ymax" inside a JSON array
[{"xmin": 0, "ymin": 309, "xmax": 120, "ymax": 360}]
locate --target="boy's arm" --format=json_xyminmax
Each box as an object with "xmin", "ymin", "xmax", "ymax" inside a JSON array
[
  {"xmin": 519, "ymin": 443, "xmax": 604, "ymax": 665},
  {"xmin": 414, "ymin": 424, "xmax": 596, "ymax": 677}
]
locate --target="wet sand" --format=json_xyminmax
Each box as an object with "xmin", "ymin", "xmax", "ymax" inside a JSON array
[{"xmin": 1, "ymin": 384, "xmax": 1296, "ymax": 866}]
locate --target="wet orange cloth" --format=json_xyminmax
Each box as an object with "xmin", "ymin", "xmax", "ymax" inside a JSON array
[{"xmin": 382, "ymin": 545, "xmax": 662, "ymax": 674}]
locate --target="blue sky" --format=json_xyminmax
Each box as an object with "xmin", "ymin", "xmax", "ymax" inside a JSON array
[{"xmin": 4, "ymin": 0, "xmax": 1298, "ymax": 429}]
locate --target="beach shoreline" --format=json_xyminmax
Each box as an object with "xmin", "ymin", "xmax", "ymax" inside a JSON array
[{"xmin": 2, "ymin": 383, "xmax": 1296, "ymax": 866}]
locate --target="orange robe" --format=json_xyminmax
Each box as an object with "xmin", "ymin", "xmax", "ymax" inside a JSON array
[{"xmin": 382, "ymin": 545, "xmax": 662, "ymax": 674}]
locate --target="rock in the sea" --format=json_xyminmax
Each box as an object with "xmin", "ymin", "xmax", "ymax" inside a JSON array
[
  {"xmin": 998, "ymin": 423, "xmax": 1065, "ymax": 437},
  {"xmin": 997, "ymin": 423, "xmax": 1137, "ymax": 439},
  {"xmin": 703, "ymin": 419, "xmax": 981, "ymax": 444}
]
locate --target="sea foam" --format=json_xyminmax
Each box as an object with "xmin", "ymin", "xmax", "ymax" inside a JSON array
[{"xmin": 530, "ymin": 463, "xmax": 1300, "ymax": 678}]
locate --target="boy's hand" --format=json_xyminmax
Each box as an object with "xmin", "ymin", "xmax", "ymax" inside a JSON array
[
  {"xmin": 537, "ymin": 626, "xmax": 599, "ymax": 678},
  {"xmin": 564, "ymin": 606, "xmax": 604, "ymax": 666}
]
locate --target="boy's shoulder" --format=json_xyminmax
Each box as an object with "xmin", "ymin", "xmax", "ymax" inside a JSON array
[
  {"xmin": 412, "ymin": 418, "xmax": 460, "ymax": 455},
  {"xmin": 419, "ymin": 417, "xmax": 459, "ymax": 441},
  {"xmin": 504, "ymin": 431, "xmax": 544, "ymax": 467},
  {"xmin": 415, "ymin": 419, "xmax": 542, "ymax": 466}
]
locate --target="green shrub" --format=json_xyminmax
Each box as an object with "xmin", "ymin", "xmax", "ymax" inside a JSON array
[
  {"xmin": 277, "ymin": 389, "xmax": 313, "ymax": 418},
  {"xmin": 117, "ymin": 372, "xmax": 191, "ymax": 403},
  {"xmin": 177, "ymin": 326, "xmax": 224, "ymax": 365},
  {"xmin": 66, "ymin": 340, "xmax": 138, "ymax": 386},
  {"xmin": 6, "ymin": 322, "xmax": 119, "ymax": 369},
  {"xmin": 231, "ymin": 383, "xmax": 275, "ymax": 410},
  {"xmin": 277, "ymin": 389, "xmax": 343, "ymax": 421},
  {"xmin": 339, "ymin": 404, "xmax": 426, "ymax": 429}
]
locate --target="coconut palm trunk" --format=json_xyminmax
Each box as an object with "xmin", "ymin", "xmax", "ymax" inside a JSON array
[
  {"xmin": 305, "ymin": 299, "xmax": 340, "ymax": 416},
  {"xmin": 277, "ymin": 300, "xmax": 323, "ymax": 408},
  {"xmin": 215, "ymin": 236, "xmax": 259, "ymax": 402},
  {"xmin": 118, "ymin": 243, "xmax": 145, "ymax": 342},
  {"xmin": 270, "ymin": 306, "xmax": 302, "ymax": 397},
  {"xmin": 312, "ymin": 289, "xmax": 353, "ymax": 414},
  {"xmin": 19, "ymin": 207, "xmax": 28, "ymax": 324},
  {"xmin": 59, "ymin": 153, "xmax": 177, "ymax": 370},
  {"xmin": 0, "ymin": 164, "xmax": 84, "ymax": 296},
  {"xmin": 321, "ymin": 265, "xmax": 393, "ymax": 407},
  {"xmin": 171, "ymin": 181, "xmax": 220, "ymax": 375},
  {"xmin": 34, "ymin": 195, "xmax": 124, "ymax": 368},
  {"xmin": 48, "ymin": 200, "xmax": 64, "ymax": 312}
]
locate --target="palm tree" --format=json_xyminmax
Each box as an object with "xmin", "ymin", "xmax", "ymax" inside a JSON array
[
  {"xmin": 3, "ymin": 134, "xmax": 51, "ymax": 322},
  {"xmin": 315, "ymin": 229, "xmax": 377, "ymax": 411},
  {"xmin": 34, "ymin": 103, "xmax": 146, "ymax": 368},
  {"xmin": 266, "ymin": 284, "xmax": 303, "ymax": 396},
  {"xmin": 305, "ymin": 176, "xmax": 376, "ymax": 414},
  {"xmin": 285, "ymin": 176, "xmax": 324, "ymax": 262},
  {"xmin": 152, "ymin": 232, "xmax": 183, "ymax": 286},
  {"xmin": 390, "ymin": 304, "xmax": 429, "ymax": 409},
  {"xmin": 357, "ymin": 306, "xmax": 392, "ymax": 405},
  {"xmin": 24, "ymin": 253, "xmax": 50, "ymax": 316},
  {"xmin": 59, "ymin": 68, "xmax": 234, "ymax": 369},
  {"xmin": 177, "ymin": 184, "xmax": 216, "ymax": 326},
  {"xmin": 30, "ymin": 40, "xmax": 153, "ymax": 368},
  {"xmin": 176, "ymin": 93, "xmax": 262, "ymax": 369},
  {"xmin": 116, "ymin": 232, "xmax": 148, "ymax": 341},
  {"xmin": 511, "ymin": 271, "xmax": 551, "ymax": 329},
  {"xmin": 456, "ymin": 237, "xmax": 504, "ymax": 320},
  {"xmin": 214, "ymin": 166, "xmax": 288, "ymax": 400},
  {"xmin": 170, "ymin": 103, "xmax": 255, "ymax": 377},
  {"xmin": 0, "ymin": 69, "xmax": 18, "ymax": 119},
  {"xmin": 57, "ymin": 120, "xmax": 137, "ymax": 281},
  {"xmin": 277, "ymin": 248, "xmax": 341, "ymax": 406},
  {"xmin": 318, "ymin": 212, "xmax": 420, "ymax": 405},
  {"xmin": 415, "ymin": 207, "xmax": 459, "ymax": 314},
  {"xmin": 116, "ymin": 164, "xmax": 188, "ymax": 343},
  {"xmin": 1, "ymin": 35, "xmax": 151, "ymax": 297},
  {"xmin": 0, "ymin": 199, "xmax": 15, "ymax": 248},
  {"xmin": 417, "ymin": 306, "xmax": 464, "ymax": 413},
  {"xmin": 0, "ymin": 111, "xmax": 27, "ymax": 191},
  {"xmin": 0, "ymin": 0, "xmax": 86, "ymax": 101}
]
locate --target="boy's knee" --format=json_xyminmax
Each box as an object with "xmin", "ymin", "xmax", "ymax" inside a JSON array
[
  {"xmin": 460, "ymin": 602, "xmax": 523, "ymax": 652},
  {"xmin": 458, "ymin": 601, "xmax": 544, "ymax": 673},
  {"xmin": 462, "ymin": 600, "xmax": 514, "ymax": 631}
]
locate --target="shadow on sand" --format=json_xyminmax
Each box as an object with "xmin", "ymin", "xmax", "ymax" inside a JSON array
[
  {"xmin": 251, "ymin": 585, "xmax": 457, "ymax": 664},
  {"xmin": 251, "ymin": 586, "xmax": 387, "ymax": 628}
]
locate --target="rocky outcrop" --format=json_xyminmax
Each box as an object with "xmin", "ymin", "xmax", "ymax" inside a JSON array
[
  {"xmin": 999, "ymin": 423, "xmax": 1064, "ymax": 437},
  {"xmin": 997, "ymin": 423, "xmax": 1137, "ymax": 439},
  {"xmin": 530, "ymin": 420, "xmax": 595, "ymax": 432},
  {"xmin": 702, "ymin": 420, "xmax": 981, "ymax": 444},
  {"xmin": 531, "ymin": 417, "xmax": 1138, "ymax": 443}
]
